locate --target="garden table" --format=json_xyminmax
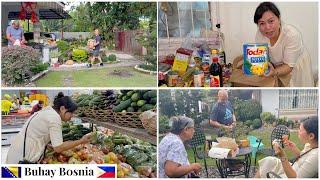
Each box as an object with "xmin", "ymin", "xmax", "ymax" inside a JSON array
[{"xmin": 213, "ymin": 147, "xmax": 252, "ymax": 178}]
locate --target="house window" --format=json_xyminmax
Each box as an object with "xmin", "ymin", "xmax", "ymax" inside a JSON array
[
  {"xmin": 279, "ymin": 90, "xmax": 318, "ymax": 110},
  {"xmin": 158, "ymin": 2, "xmax": 212, "ymax": 38}
]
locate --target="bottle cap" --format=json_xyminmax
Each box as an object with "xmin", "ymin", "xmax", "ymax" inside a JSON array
[
  {"xmin": 212, "ymin": 57, "xmax": 219, "ymax": 63},
  {"xmin": 211, "ymin": 49, "xmax": 218, "ymax": 54}
]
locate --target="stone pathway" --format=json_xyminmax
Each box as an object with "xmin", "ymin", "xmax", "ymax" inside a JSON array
[{"xmin": 62, "ymin": 74, "xmax": 75, "ymax": 87}]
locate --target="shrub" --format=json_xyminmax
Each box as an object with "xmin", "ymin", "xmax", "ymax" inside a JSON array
[
  {"xmin": 277, "ymin": 117, "xmax": 287, "ymax": 126},
  {"xmin": 138, "ymin": 64, "xmax": 157, "ymax": 71},
  {"xmin": 244, "ymin": 120, "xmax": 253, "ymax": 127},
  {"xmin": 234, "ymin": 99, "xmax": 262, "ymax": 122},
  {"xmin": 102, "ymin": 54, "xmax": 117, "ymax": 63},
  {"xmin": 57, "ymin": 40, "xmax": 70, "ymax": 59},
  {"xmin": 49, "ymin": 51, "xmax": 60, "ymax": 58},
  {"xmin": 252, "ymin": 118, "xmax": 262, "ymax": 129},
  {"xmin": 31, "ymin": 63, "xmax": 50, "ymax": 74},
  {"xmin": 286, "ymin": 119, "xmax": 294, "ymax": 128},
  {"xmin": 260, "ymin": 112, "xmax": 276, "ymax": 124},
  {"xmin": 144, "ymin": 55, "xmax": 157, "ymax": 66},
  {"xmin": 2, "ymin": 46, "xmax": 41, "ymax": 85},
  {"xmin": 159, "ymin": 116, "xmax": 170, "ymax": 134},
  {"xmin": 108, "ymin": 54, "xmax": 117, "ymax": 61},
  {"xmin": 72, "ymin": 49, "xmax": 88, "ymax": 63}
]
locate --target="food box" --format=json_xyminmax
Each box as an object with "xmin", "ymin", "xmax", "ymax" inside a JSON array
[
  {"xmin": 243, "ymin": 43, "xmax": 269, "ymax": 76},
  {"xmin": 172, "ymin": 48, "xmax": 193, "ymax": 76}
]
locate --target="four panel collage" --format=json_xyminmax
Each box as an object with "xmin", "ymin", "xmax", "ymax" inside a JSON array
[{"xmin": 0, "ymin": 1, "xmax": 318, "ymax": 179}]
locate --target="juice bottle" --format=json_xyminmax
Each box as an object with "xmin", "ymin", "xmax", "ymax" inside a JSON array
[{"xmin": 209, "ymin": 57, "xmax": 223, "ymax": 87}]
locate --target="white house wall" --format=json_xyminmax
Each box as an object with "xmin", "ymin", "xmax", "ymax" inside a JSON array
[
  {"xmin": 261, "ymin": 90, "xmax": 279, "ymax": 116},
  {"xmin": 211, "ymin": 2, "xmax": 318, "ymax": 76}
]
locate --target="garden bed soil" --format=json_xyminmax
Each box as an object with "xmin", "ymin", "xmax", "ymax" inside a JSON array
[{"xmin": 108, "ymin": 70, "xmax": 133, "ymax": 77}]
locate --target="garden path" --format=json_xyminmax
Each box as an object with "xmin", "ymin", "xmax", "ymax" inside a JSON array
[{"xmin": 50, "ymin": 52, "xmax": 141, "ymax": 72}]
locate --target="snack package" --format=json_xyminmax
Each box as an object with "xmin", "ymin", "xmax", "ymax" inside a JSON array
[
  {"xmin": 243, "ymin": 43, "xmax": 269, "ymax": 76},
  {"xmin": 172, "ymin": 48, "xmax": 193, "ymax": 76}
]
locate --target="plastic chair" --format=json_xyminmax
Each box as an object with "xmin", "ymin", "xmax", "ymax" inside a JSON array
[
  {"xmin": 188, "ymin": 128, "xmax": 209, "ymax": 178},
  {"xmin": 247, "ymin": 135, "xmax": 264, "ymax": 158}
]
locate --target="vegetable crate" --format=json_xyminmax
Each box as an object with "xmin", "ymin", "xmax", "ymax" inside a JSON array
[
  {"xmin": 84, "ymin": 107, "xmax": 95, "ymax": 119},
  {"xmin": 114, "ymin": 112, "xmax": 144, "ymax": 129},
  {"xmin": 92, "ymin": 109, "xmax": 114, "ymax": 122}
]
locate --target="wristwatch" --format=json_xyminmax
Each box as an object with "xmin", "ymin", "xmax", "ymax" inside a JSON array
[{"xmin": 280, "ymin": 156, "xmax": 287, "ymax": 162}]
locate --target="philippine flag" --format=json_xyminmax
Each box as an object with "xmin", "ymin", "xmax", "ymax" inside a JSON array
[
  {"xmin": 1, "ymin": 166, "xmax": 21, "ymax": 178},
  {"xmin": 97, "ymin": 166, "xmax": 116, "ymax": 178}
]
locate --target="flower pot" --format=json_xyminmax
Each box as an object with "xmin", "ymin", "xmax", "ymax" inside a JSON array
[
  {"xmin": 51, "ymin": 57, "xmax": 59, "ymax": 64},
  {"xmin": 53, "ymin": 63, "xmax": 60, "ymax": 68}
]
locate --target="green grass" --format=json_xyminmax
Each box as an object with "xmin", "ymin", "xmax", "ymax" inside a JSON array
[
  {"xmin": 186, "ymin": 128, "xmax": 302, "ymax": 168},
  {"xmin": 35, "ymin": 67, "xmax": 156, "ymax": 87}
]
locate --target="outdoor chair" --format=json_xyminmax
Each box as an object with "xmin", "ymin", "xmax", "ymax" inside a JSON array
[
  {"xmin": 254, "ymin": 125, "xmax": 290, "ymax": 167},
  {"xmin": 247, "ymin": 135, "xmax": 265, "ymax": 159},
  {"xmin": 187, "ymin": 128, "xmax": 209, "ymax": 178}
]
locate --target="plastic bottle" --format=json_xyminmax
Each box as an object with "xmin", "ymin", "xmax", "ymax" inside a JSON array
[
  {"xmin": 209, "ymin": 57, "xmax": 223, "ymax": 87},
  {"xmin": 211, "ymin": 49, "xmax": 219, "ymax": 66}
]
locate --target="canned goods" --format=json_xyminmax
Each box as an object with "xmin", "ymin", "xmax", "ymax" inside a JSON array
[
  {"xmin": 193, "ymin": 71, "xmax": 204, "ymax": 87},
  {"xmin": 210, "ymin": 75, "xmax": 220, "ymax": 87},
  {"xmin": 167, "ymin": 71, "xmax": 179, "ymax": 87}
]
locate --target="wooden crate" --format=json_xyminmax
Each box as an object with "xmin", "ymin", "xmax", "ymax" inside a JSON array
[{"xmin": 114, "ymin": 112, "xmax": 144, "ymax": 129}]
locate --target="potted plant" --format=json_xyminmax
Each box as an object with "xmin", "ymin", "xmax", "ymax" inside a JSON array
[{"xmin": 50, "ymin": 51, "xmax": 60, "ymax": 64}]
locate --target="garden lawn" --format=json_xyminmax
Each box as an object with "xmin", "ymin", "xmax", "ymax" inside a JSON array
[
  {"xmin": 35, "ymin": 67, "xmax": 156, "ymax": 87},
  {"xmin": 186, "ymin": 128, "xmax": 302, "ymax": 168}
]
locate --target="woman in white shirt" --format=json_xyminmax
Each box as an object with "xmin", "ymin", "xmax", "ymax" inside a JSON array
[
  {"xmin": 6, "ymin": 92, "xmax": 91, "ymax": 164},
  {"xmin": 254, "ymin": 2, "xmax": 314, "ymax": 87},
  {"xmin": 255, "ymin": 116, "xmax": 318, "ymax": 178}
]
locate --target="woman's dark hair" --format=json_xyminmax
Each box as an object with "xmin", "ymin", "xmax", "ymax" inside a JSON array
[
  {"xmin": 301, "ymin": 116, "xmax": 318, "ymax": 141},
  {"xmin": 53, "ymin": 92, "xmax": 77, "ymax": 113},
  {"xmin": 254, "ymin": 2, "xmax": 280, "ymax": 24}
]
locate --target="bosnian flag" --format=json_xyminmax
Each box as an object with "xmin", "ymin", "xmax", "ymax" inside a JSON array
[
  {"xmin": 97, "ymin": 166, "xmax": 116, "ymax": 178},
  {"xmin": 1, "ymin": 166, "xmax": 21, "ymax": 178}
]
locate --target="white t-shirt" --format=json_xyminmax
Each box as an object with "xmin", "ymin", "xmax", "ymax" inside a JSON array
[
  {"xmin": 255, "ymin": 24, "xmax": 314, "ymax": 87},
  {"xmin": 255, "ymin": 24, "xmax": 303, "ymax": 67},
  {"xmin": 6, "ymin": 106, "xmax": 63, "ymax": 163}
]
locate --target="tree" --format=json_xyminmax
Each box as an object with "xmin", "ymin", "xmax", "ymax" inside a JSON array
[{"xmin": 159, "ymin": 90, "xmax": 175, "ymax": 118}]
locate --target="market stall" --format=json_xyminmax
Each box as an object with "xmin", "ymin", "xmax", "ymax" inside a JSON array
[
  {"xmin": 1, "ymin": 92, "xmax": 49, "ymax": 146},
  {"xmin": 41, "ymin": 89, "xmax": 158, "ymax": 178},
  {"xmin": 1, "ymin": 90, "xmax": 157, "ymax": 178}
]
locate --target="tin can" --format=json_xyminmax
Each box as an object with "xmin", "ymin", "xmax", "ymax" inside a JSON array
[
  {"xmin": 203, "ymin": 54, "xmax": 211, "ymax": 64},
  {"xmin": 204, "ymin": 76, "xmax": 210, "ymax": 87},
  {"xmin": 167, "ymin": 71, "xmax": 179, "ymax": 87},
  {"xmin": 193, "ymin": 71, "xmax": 204, "ymax": 87},
  {"xmin": 210, "ymin": 75, "xmax": 220, "ymax": 87}
]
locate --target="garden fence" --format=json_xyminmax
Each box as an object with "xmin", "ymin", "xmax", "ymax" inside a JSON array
[{"xmin": 114, "ymin": 30, "xmax": 144, "ymax": 56}]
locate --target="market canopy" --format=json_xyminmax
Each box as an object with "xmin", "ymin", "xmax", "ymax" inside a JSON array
[
  {"xmin": 8, "ymin": 9, "xmax": 71, "ymax": 20},
  {"xmin": 3, "ymin": 2, "xmax": 71, "ymax": 20}
]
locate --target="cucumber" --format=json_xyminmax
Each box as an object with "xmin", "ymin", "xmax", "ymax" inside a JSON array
[
  {"xmin": 127, "ymin": 107, "xmax": 135, "ymax": 112},
  {"xmin": 113, "ymin": 99, "xmax": 132, "ymax": 112},
  {"xmin": 141, "ymin": 104, "xmax": 155, "ymax": 111},
  {"xmin": 142, "ymin": 90, "xmax": 156, "ymax": 100},
  {"xmin": 131, "ymin": 93, "xmax": 140, "ymax": 102},
  {"xmin": 126, "ymin": 91, "xmax": 134, "ymax": 97},
  {"xmin": 122, "ymin": 95, "xmax": 129, "ymax": 101},
  {"xmin": 137, "ymin": 100, "xmax": 146, "ymax": 107},
  {"xmin": 150, "ymin": 97, "xmax": 157, "ymax": 105},
  {"xmin": 131, "ymin": 102, "xmax": 137, "ymax": 107}
]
